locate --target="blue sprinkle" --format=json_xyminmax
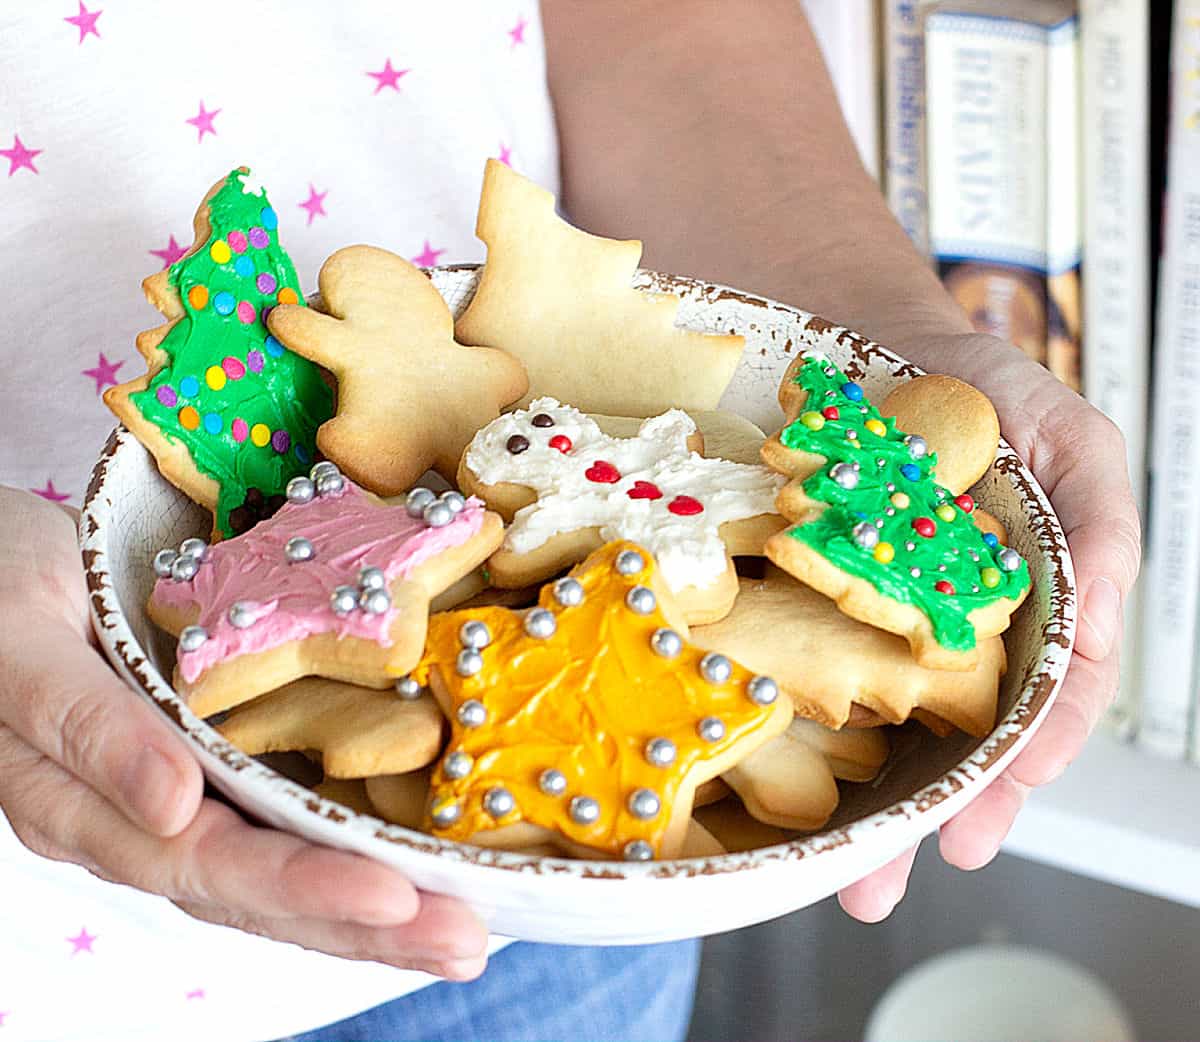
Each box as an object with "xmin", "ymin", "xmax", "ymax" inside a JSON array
[
  {"xmin": 294, "ymin": 443, "xmax": 310, "ymax": 464},
  {"xmin": 265, "ymin": 334, "xmax": 285, "ymax": 358},
  {"xmin": 900, "ymin": 463, "xmax": 920, "ymax": 481},
  {"xmin": 260, "ymin": 206, "xmax": 278, "ymax": 230},
  {"xmin": 179, "ymin": 375, "xmax": 200, "ymax": 397},
  {"xmin": 213, "ymin": 291, "xmax": 236, "ymax": 316},
  {"xmin": 203, "ymin": 412, "xmax": 222, "ymax": 434},
  {"xmin": 841, "ymin": 381, "xmax": 864, "ymax": 401},
  {"xmin": 234, "ymin": 255, "xmax": 255, "ymax": 278},
  {"xmin": 983, "ymin": 532, "xmax": 999, "ymax": 549},
  {"xmin": 854, "ymin": 511, "xmax": 867, "ymax": 519}
]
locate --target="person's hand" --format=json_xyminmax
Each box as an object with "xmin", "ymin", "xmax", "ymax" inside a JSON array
[
  {"xmin": 837, "ymin": 333, "xmax": 1142, "ymax": 922},
  {"xmin": 0, "ymin": 487, "xmax": 489, "ymax": 979}
]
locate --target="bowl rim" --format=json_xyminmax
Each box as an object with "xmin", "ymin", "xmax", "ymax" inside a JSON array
[{"xmin": 80, "ymin": 266, "xmax": 1077, "ymax": 883}]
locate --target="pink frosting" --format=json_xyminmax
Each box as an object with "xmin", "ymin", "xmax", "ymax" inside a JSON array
[{"xmin": 154, "ymin": 483, "xmax": 486, "ymax": 683}]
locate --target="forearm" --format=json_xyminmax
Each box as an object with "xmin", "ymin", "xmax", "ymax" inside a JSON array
[{"xmin": 542, "ymin": 0, "xmax": 973, "ymax": 365}]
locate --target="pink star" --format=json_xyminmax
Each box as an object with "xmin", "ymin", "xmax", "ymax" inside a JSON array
[
  {"xmin": 0, "ymin": 1011, "xmax": 8, "ymax": 1027},
  {"xmin": 411, "ymin": 240, "xmax": 445, "ymax": 267},
  {"xmin": 497, "ymin": 143, "xmax": 513, "ymax": 167},
  {"xmin": 67, "ymin": 927, "xmax": 96, "ymax": 954},
  {"xmin": 298, "ymin": 184, "xmax": 328, "ymax": 226},
  {"xmin": 508, "ymin": 15, "xmax": 528, "ymax": 46},
  {"xmin": 32, "ymin": 480, "xmax": 70, "ymax": 503},
  {"xmin": 81, "ymin": 352, "xmax": 124, "ymax": 394},
  {"xmin": 150, "ymin": 234, "xmax": 187, "ymax": 269},
  {"xmin": 185, "ymin": 101, "xmax": 220, "ymax": 143},
  {"xmin": 0, "ymin": 135, "xmax": 42, "ymax": 177},
  {"xmin": 367, "ymin": 59, "xmax": 409, "ymax": 95},
  {"xmin": 186, "ymin": 989, "xmax": 206, "ymax": 1001},
  {"xmin": 64, "ymin": 2, "xmax": 102, "ymax": 43}
]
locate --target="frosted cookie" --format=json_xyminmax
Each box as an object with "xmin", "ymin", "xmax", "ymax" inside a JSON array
[
  {"xmin": 148, "ymin": 463, "xmax": 503, "ymax": 717},
  {"xmin": 692, "ymin": 575, "xmax": 1005, "ymax": 736},
  {"xmin": 105, "ymin": 168, "xmax": 333, "ymax": 538},
  {"xmin": 454, "ymin": 159, "xmax": 743, "ymax": 416},
  {"xmin": 592, "ymin": 410, "xmax": 767, "ymax": 466},
  {"xmin": 761, "ymin": 353, "xmax": 1030, "ymax": 671},
  {"xmin": 405, "ymin": 541, "xmax": 792, "ymax": 860},
  {"xmin": 459, "ymin": 398, "xmax": 786, "ymax": 624},
  {"xmin": 216, "ymin": 676, "xmax": 445, "ymax": 778},
  {"xmin": 267, "ymin": 244, "xmax": 528, "ymax": 497}
]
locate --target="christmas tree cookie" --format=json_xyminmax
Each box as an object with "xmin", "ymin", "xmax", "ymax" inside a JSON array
[
  {"xmin": 761, "ymin": 354, "xmax": 1031, "ymax": 671},
  {"xmin": 105, "ymin": 168, "xmax": 333, "ymax": 538}
]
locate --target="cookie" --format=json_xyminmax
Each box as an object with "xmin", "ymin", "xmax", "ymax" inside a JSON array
[
  {"xmin": 265, "ymin": 244, "xmax": 528, "ymax": 497},
  {"xmin": 692, "ymin": 798, "xmax": 799, "ymax": 854},
  {"xmin": 761, "ymin": 353, "xmax": 1031, "ymax": 671},
  {"xmin": 104, "ymin": 167, "xmax": 333, "ymax": 539},
  {"xmin": 405, "ymin": 541, "xmax": 792, "ymax": 860},
  {"xmin": 592, "ymin": 409, "xmax": 766, "ymax": 466},
  {"xmin": 692, "ymin": 575, "xmax": 1005, "ymax": 736},
  {"xmin": 147, "ymin": 463, "xmax": 503, "ymax": 717},
  {"xmin": 365, "ymin": 769, "xmax": 435, "ymax": 829},
  {"xmin": 454, "ymin": 159, "xmax": 743, "ymax": 416},
  {"xmin": 216, "ymin": 676, "xmax": 445, "ymax": 778},
  {"xmin": 723, "ymin": 718, "xmax": 889, "ymax": 830},
  {"xmin": 459, "ymin": 398, "xmax": 786, "ymax": 624},
  {"xmin": 312, "ymin": 778, "xmax": 377, "ymax": 816}
]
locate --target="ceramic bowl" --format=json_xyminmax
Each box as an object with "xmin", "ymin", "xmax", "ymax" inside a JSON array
[{"xmin": 81, "ymin": 267, "xmax": 1075, "ymax": 945}]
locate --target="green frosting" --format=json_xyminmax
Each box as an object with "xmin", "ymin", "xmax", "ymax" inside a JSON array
[
  {"xmin": 131, "ymin": 169, "xmax": 332, "ymax": 538},
  {"xmin": 779, "ymin": 354, "xmax": 1030, "ymax": 652}
]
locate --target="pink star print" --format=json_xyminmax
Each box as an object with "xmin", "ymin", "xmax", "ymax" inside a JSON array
[
  {"xmin": 82, "ymin": 352, "xmax": 124, "ymax": 394},
  {"xmin": 186, "ymin": 989, "xmax": 206, "ymax": 1001},
  {"xmin": 32, "ymin": 480, "xmax": 70, "ymax": 503},
  {"xmin": 0, "ymin": 1010, "xmax": 8, "ymax": 1027},
  {"xmin": 508, "ymin": 15, "xmax": 528, "ymax": 46},
  {"xmin": 367, "ymin": 59, "xmax": 409, "ymax": 94},
  {"xmin": 150, "ymin": 234, "xmax": 187, "ymax": 269},
  {"xmin": 411, "ymin": 240, "xmax": 445, "ymax": 267},
  {"xmin": 64, "ymin": 2, "xmax": 102, "ymax": 43},
  {"xmin": 497, "ymin": 143, "xmax": 513, "ymax": 167},
  {"xmin": 67, "ymin": 927, "xmax": 97, "ymax": 954},
  {"xmin": 299, "ymin": 184, "xmax": 328, "ymax": 226},
  {"xmin": 1, "ymin": 135, "xmax": 42, "ymax": 177},
  {"xmin": 185, "ymin": 101, "xmax": 220, "ymax": 143}
]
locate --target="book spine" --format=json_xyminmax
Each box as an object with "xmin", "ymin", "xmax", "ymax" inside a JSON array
[
  {"xmin": 882, "ymin": 0, "xmax": 930, "ymax": 255},
  {"xmin": 924, "ymin": 11, "xmax": 1056, "ymax": 367},
  {"xmin": 1079, "ymin": 0, "xmax": 1150, "ymax": 741},
  {"xmin": 1139, "ymin": 0, "xmax": 1200, "ymax": 761}
]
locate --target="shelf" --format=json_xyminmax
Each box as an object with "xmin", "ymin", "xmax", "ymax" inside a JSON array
[{"xmin": 1001, "ymin": 732, "xmax": 1200, "ymax": 908}]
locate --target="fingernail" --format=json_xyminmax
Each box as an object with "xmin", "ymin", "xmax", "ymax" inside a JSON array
[
  {"xmin": 436, "ymin": 955, "xmax": 488, "ymax": 981},
  {"xmin": 121, "ymin": 745, "xmax": 185, "ymax": 834},
  {"xmin": 1082, "ymin": 577, "xmax": 1121, "ymax": 660}
]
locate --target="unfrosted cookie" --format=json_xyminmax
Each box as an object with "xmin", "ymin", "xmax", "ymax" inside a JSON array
[
  {"xmin": 312, "ymin": 778, "xmax": 376, "ymax": 816},
  {"xmin": 454, "ymin": 159, "xmax": 743, "ymax": 416}
]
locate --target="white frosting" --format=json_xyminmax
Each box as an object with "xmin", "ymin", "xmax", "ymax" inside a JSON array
[{"xmin": 465, "ymin": 397, "xmax": 785, "ymax": 590}]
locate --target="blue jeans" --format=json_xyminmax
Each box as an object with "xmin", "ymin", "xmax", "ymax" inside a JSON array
[{"xmin": 283, "ymin": 939, "xmax": 701, "ymax": 1042}]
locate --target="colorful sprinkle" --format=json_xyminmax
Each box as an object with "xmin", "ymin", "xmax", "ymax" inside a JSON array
[
  {"xmin": 799, "ymin": 410, "xmax": 825, "ymax": 431},
  {"xmin": 271, "ymin": 429, "xmax": 291, "ymax": 453},
  {"xmin": 179, "ymin": 375, "xmax": 200, "ymax": 397},
  {"xmin": 156, "ymin": 385, "xmax": 178, "ymax": 407},
  {"xmin": 236, "ymin": 301, "xmax": 257, "ymax": 324},
  {"xmin": 841, "ymin": 381, "xmax": 864, "ymax": 401},
  {"xmin": 256, "ymin": 272, "xmax": 277, "ymax": 294},
  {"xmin": 668, "ymin": 495, "xmax": 704, "ymax": 516},
  {"xmin": 627, "ymin": 480, "xmax": 662, "ymax": 500},
  {"xmin": 264, "ymin": 334, "xmax": 285, "ymax": 358},
  {"xmin": 874, "ymin": 541, "xmax": 895, "ymax": 564},
  {"xmin": 935, "ymin": 579, "xmax": 955, "ymax": 596},
  {"xmin": 954, "ymin": 493, "xmax": 975, "ymax": 514},
  {"xmin": 205, "ymin": 365, "xmax": 227, "ymax": 391},
  {"xmin": 210, "ymin": 240, "xmax": 232, "ymax": 264},
  {"xmin": 234, "ymin": 255, "xmax": 255, "ymax": 278},
  {"xmin": 222, "ymin": 356, "xmax": 246, "ymax": 380},
  {"xmin": 890, "ymin": 491, "xmax": 910, "ymax": 509},
  {"xmin": 178, "ymin": 405, "xmax": 200, "ymax": 430},
  {"xmin": 249, "ymin": 226, "xmax": 270, "ymax": 249},
  {"xmin": 187, "ymin": 285, "xmax": 209, "ymax": 310},
  {"xmin": 260, "ymin": 206, "xmax": 278, "ymax": 230},
  {"xmin": 294, "ymin": 442, "xmax": 310, "ymax": 464},
  {"xmin": 247, "ymin": 349, "xmax": 265, "ymax": 373},
  {"xmin": 231, "ymin": 417, "xmax": 249, "ymax": 442},
  {"xmin": 822, "ymin": 406, "xmax": 840, "ymax": 421},
  {"xmin": 982, "ymin": 532, "xmax": 1000, "ymax": 550},
  {"xmin": 584, "ymin": 460, "xmax": 621, "ymax": 483},
  {"xmin": 865, "ymin": 418, "xmax": 886, "ymax": 437},
  {"xmin": 227, "ymin": 230, "xmax": 248, "ymax": 254},
  {"xmin": 936, "ymin": 503, "xmax": 957, "ymax": 523},
  {"xmin": 213, "ymin": 291, "xmax": 236, "ymax": 316},
  {"xmin": 277, "ymin": 287, "xmax": 299, "ymax": 306},
  {"xmin": 250, "ymin": 423, "xmax": 271, "ymax": 448},
  {"xmin": 980, "ymin": 567, "xmax": 1001, "ymax": 589},
  {"xmin": 203, "ymin": 412, "xmax": 222, "ymax": 435},
  {"xmin": 900, "ymin": 463, "xmax": 921, "ymax": 481},
  {"xmin": 549, "ymin": 434, "xmax": 572, "ymax": 453},
  {"xmin": 912, "ymin": 517, "xmax": 937, "ymax": 538}
]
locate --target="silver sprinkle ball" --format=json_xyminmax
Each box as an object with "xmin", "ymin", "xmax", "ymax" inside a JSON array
[
  {"xmin": 997, "ymin": 547, "xmax": 1022, "ymax": 572},
  {"xmin": 227, "ymin": 601, "xmax": 257, "ymax": 629},
  {"xmin": 830, "ymin": 462, "xmax": 859, "ymax": 490},
  {"xmin": 405, "ymin": 486, "xmax": 436, "ymax": 518},
  {"xmin": 569, "ymin": 795, "xmax": 601, "ymax": 826},
  {"xmin": 853, "ymin": 520, "xmax": 880, "ymax": 550},
  {"xmin": 645, "ymin": 737, "xmax": 677, "ymax": 767},
  {"xmin": 627, "ymin": 788, "xmax": 661, "ymax": 820},
  {"xmin": 457, "ymin": 699, "xmax": 487, "ymax": 727},
  {"xmin": 309, "ymin": 460, "xmax": 340, "ymax": 482},
  {"xmin": 624, "ymin": 840, "xmax": 655, "ymax": 862},
  {"xmin": 430, "ymin": 799, "xmax": 461, "ymax": 828},
  {"xmin": 650, "ymin": 627, "xmax": 682, "ymax": 659},
  {"xmin": 358, "ymin": 566, "xmax": 387, "ymax": 591},
  {"xmin": 179, "ymin": 537, "xmax": 208, "ymax": 560},
  {"xmin": 614, "ymin": 549, "xmax": 645, "ymax": 576},
  {"xmin": 394, "ymin": 675, "xmax": 423, "ymax": 700},
  {"xmin": 697, "ymin": 716, "xmax": 726, "ymax": 743},
  {"xmin": 456, "ymin": 648, "xmax": 484, "ymax": 677},
  {"xmin": 443, "ymin": 750, "xmax": 473, "ymax": 779},
  {"xmin": 170, "ymin": 555, "xmax": 199, "ymax": 583},
  {"xmin": 153, "ymin": 548, "xmax": 179, "ymax": 578},
  {"xmin": 910, "ymin": 567, "xmax": 922, "ymax": 578},
  {"xmin": 747, "ymin": 675, "xmax": 779, "ymax": 706},
  {"xmin": 359, "ymin": 588, "xmax": 391, "ymax": 614},
  {"xmin": 315, "ymin": 471, "xmax": 345, "ymax": 497},
  {"xmin": 553, "ymin": 577, "xmax": 584, "ymax": 607},
  {"xmin": 482, "ymin": 787, "xmax": 516, "ymax": 819},
  {"xmin": 906, "ymin": 434, "xmax": 929, "ymax": 459},
  {"xmin": 440, "ymin": 490, "xmax": 466, "ymax": 515},
  {"xmin": 625, "ymin": 585, "xmax": 657, "ymax": 615},
  {"xmin": 459, "ymin": 619, "xmax": 492, "ymax": 650},
  {"xmin": 699, "ymin": 652, "xmax": 732, "ymax": 685},
  {"xmin": 524, "ymin": 607, "xmax": 557, "ymax": 639},
  {"xmin": 178, "ymin": 625, "xmax": 209, "ymax": 653},
  {"xmin": 330, "ymin": 585, "xmax": 359, "ymax": 615},
  {"xmin": 285, "ymin": 476, "xmax": 315, "ymax": 504},
  {"xmin": 284, "ymin": 536, "xmax": 315, "ymax": 563},
  {"xmin": 539, "ymin": 768, "xmax": 568, "ymax": 796},
  {"xmin": 423, "ymin": 500, "xmax": 453, "ymax": 528}
]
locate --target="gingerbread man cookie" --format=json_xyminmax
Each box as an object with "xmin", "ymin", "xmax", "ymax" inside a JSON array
[{"xmin": 459, "ymin": 398, "xmax": 787, "ymax": 624}]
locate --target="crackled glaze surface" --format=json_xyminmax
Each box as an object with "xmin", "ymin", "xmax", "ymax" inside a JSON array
[{"xmin": 80, "ymin": 268, "xmax": 1076, "ymax": 945}]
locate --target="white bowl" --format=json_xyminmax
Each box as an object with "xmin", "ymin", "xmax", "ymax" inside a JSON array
[{"xmin": 81, "ymin": 267, "xmax": 1075, "ymax": 945}]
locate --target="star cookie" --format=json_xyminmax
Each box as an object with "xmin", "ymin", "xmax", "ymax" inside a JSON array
[
  {"xmin": 761, "ymin": 353, "xmax": 1031, "ymax": 671},
  {"xmin": 266, "ymin": 244, "xmax": 528, "ymax": 497},
  {"xmin": 406, "ymin": 541, "xmax": 793, "ymax": 860},
  {"xmin": 459, "ymin": 398, "xmax": 786, "ymax": 624},
  {"xmin": 454, "ymin": 159, "xmax": 744, "ymax": 416},
  {"xmin": 147, "ymin": 462, "xmax": 504, "ymax": 717},
  {"xmin": 105, "ymin": 167, "xmax": 333, "ymax": 539}
]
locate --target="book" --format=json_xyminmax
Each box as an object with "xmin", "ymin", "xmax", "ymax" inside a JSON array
[
  {"xmin": 1079, "ymin": 0, "xmax": 1150, "ymax": 741},
  {"xmin": 923, "ymin": 0, "xmax": 1083, "ymax": 391},
  {"xmin": 882, "ymin": 0, "xmax": 931, "ymax": 255},
  {"xmin": 1139, "ymin": 0, "xmax": 1200, "ymax": 761},
  {"xmin": 802, "ymin": 0, "xmax": 882, "ymax": 180}
]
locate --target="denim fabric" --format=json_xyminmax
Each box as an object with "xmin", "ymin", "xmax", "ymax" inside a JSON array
[{"xmin": 282, "ymin": 938, "xmax": 701, "ymax": 1042}]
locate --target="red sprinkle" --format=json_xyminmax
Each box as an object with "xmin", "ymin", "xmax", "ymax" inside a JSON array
[
  {"xmin": 627, "ymin": 480, "xmax": 663, "ymax": 501},
  {"xmin": 935, "ymin": 579, "xmax": 955, "ymax": 595},
  {"xmin": 912, "ymin": 516, "xmax": 937, "ymax": 538},
  {"xmin": 953, "ymin": 493, "xmax": 975, "ymax": 513},
  {"xmin": 668, "ymin": 495, "xmax": 704, "ymax": 516},
  {"xmin": 822, "ymin": 406, "xmax": 840, "ymax": 421},
  {"xmin": 549, "ymin": 434, "xmax": 572, "ymax": 454},
  {"xmin": 584, "ymin": 460, "xmax": 621, "ymax": 484}
]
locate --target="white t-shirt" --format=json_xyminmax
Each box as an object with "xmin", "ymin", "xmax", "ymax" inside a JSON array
[{"xmin": 0, "ymin": 4, "xmax": 558, "ymax": 1040}]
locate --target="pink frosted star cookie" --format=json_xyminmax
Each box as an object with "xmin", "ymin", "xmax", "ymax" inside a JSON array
[
  {"xmin": 148, "ymin": 461, "xmax": 504, "ymax": 717},
  {"xmin": 457, "ymin": 398, "xmax": 787, "ymax": 624}
]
